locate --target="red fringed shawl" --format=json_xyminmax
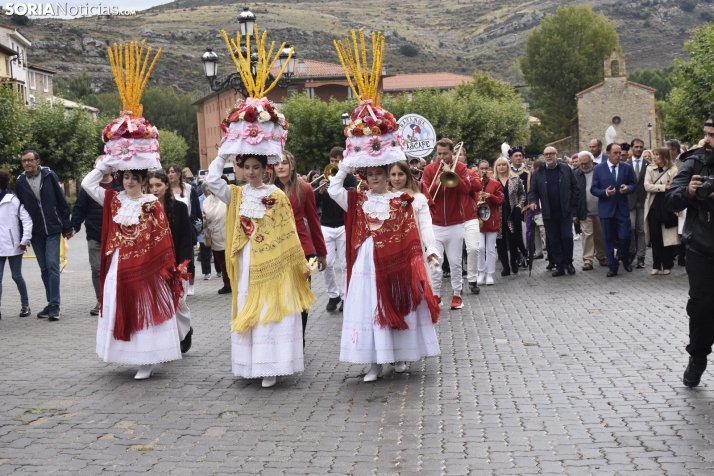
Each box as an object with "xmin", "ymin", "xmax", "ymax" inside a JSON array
[
  {"xmin": 99, "ymin": 191, "xmax": 188, "ymax": 341},
  {"xmin": 344, "ymin": 191, "xmax": 440, "ymax": 330}
]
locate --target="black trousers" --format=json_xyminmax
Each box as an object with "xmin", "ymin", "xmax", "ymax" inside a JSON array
[
  {"xmin": 543, "ymin": 214, "xmax": 574, "ymax": 269},
  {"xmin": 497, "ymin": 213, "xmax": 527, "ymax": 272},
  {"xmin": 198, "ymin": 243, "xmax": 213, "ymax": 275},
  {"xmin": 647, "ymin": 213, "xmax": 674, "ymax": 270},
  {"xmin": 686, "ymin": 249, "xmax": 714, "ymax": 359}
]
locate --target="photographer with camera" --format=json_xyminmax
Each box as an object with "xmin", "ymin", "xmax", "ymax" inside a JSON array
[{"xmin": 664, "ymin": 114, "xmax": 714, "ymax": 387}]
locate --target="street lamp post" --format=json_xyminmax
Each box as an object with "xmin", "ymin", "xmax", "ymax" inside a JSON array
[
  {"xmin": 648, "ymin": 122, "xmax": 653, "ymax": 149},
  {"xmin": 200, "ymin": 7, "xmax": 295, "ymax": 97}
]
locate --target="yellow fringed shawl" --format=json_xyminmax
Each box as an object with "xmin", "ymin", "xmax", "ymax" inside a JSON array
[{"xmin": 225, "ymin": 185, "xmax": 315, "ymax": 334}]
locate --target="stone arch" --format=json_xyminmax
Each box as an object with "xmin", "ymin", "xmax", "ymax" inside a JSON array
[{"xmin": 611, "ymin": 60, "xmax": 620, "ymax": 76}]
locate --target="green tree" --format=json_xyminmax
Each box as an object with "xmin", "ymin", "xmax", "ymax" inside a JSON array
[
  {"xmin": 158, "ymin": 129, "xmax": 189, "ymax": 166},
  {"xmin": 281, "ymin": 93, "xmax": 357, "ymax": 173},
  {"xmin": 54, "ymin": 72, "xmax": 94, "ymax": 102},
  {"xmin": 0, "ymin": 86, "xmax": 30, "ymax": 168},
  {"xmin": 664, "ymin": 24, "xmax": 714, "ymax": 142},
  {"xmin": 454, "ymin": 72, "xmax": 520, "ymax": 101},
  {"xmin": 519, "ymin": 5, "xmax": 620, "ymax": 138},
  {"xmin": 628, "ymin": 65, "xmax": 676, "ymax": 101},
  {"xmin": 23, "ymin": 101, "xmax": 100, "ymax": 183}
]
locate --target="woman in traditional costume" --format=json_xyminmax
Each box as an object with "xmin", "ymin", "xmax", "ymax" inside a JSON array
[
  {"xmin": 273, "ymin": 150, "xmax": 327, "ymax": 346},
  {"xmin": 328, "ymin": 30, "xmax": 441, "ymax": 381},
  {"xmin": 205, "ymin": 27, "xmax": 314, "ymax": 388},
  {"xmin": 82, "ymin": 41, "xmax": 188, "ymax": 380}
]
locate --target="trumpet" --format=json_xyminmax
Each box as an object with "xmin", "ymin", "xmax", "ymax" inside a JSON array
[
  {"xmin": 311, "ymin": 163, "xmax": 339, "ymax": 191},
  {"xmin": 428, "ymin": 141, "xmax": 463, "ymax": 198}
]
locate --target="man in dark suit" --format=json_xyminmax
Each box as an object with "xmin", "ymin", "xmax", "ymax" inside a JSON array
[
  {"xmin": 590, "ymin": 143, "xmax": 637, "ymax": 277},
  {"xmin": 627, "ymin": 138, "xmax": 650, "ymax": 268}
]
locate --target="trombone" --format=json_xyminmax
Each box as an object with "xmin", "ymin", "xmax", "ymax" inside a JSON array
[
  {"xmin": 311, "ymin": 163, "xmax": 339, "ymax": 191},
  {"xmin": 428, "ymin": 141, "xmax": 463, "ymax": 199}
]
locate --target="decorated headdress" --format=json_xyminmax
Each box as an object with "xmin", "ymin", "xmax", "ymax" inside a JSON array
[
  {"xmin": 508, "ymin": 145, "xmax": 525, "ymax": 157},
  {"xmin": 335, "ymin": 30, "xmax": 404, "ymax": 167},
  {"xmin": 217, "ymin": 26, "xmax": 292, "ymax": 165},
  {"xmin": 102, "ymin": 40, "xmax": 162, "ymax": 171}
]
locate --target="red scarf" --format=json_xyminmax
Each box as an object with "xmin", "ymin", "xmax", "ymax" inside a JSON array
[
  {"xmin": 99, "ymin": 192, "xmax": 188, "ymax": 341},
  {"xmin": 345, "ymin": 191, "xmax": 440, "ymax": 329}
]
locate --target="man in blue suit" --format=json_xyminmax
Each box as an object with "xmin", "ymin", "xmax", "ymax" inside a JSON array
[{"xmin": 590, "ymin": 143, "xmax": 637, "ymax": 277}]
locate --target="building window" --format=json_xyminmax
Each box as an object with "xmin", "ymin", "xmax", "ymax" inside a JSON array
[
  {"xmin": 611, "ymin": 115, "xmax": 621, "ymax": 126},
  {"xmin": 29, "ymin": 71, "xmax": 35, "ymax": 89},
  {"xmin": 307, "ymin": 88, "xmax": 315, "ymax": 99},
  {"xmin": 43, "ymin": 75, "xmax": 49, "ymax": 92}
]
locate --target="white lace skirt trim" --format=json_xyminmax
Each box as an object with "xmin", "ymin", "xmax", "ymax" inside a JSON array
[
  {"xmin": 231, "ymin": 241, "xmax": 304, "ymax": 378},
  {"xmin": 96, "ymin": 250, "xmax": 182, "ymax": 365},
  {"xmin": 340, "ymin": 236, "xmax": 441, "ymax": 364}
]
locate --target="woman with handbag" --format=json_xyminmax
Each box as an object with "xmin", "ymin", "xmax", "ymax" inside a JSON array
[
  {"xmin": 203, "ymin": 181, "xmax": 231, "ymax": 294},
  {"xmin": 494, "ymin": 157, "xmax": 527, "ymax": 276},
  {"xmin": 644, "ymin": 148, "xmax": 680, "ymax": 275}
]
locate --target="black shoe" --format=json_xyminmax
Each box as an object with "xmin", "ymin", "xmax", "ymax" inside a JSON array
[
  {"xmin": 532, "ymin": 254, "xmax": 544, "ymax": 260},
  {"xmin": 180, "ymin": 327, "xmax": 193, "ymax": 354},
  {"xmin": 552, "ymin": 268, "xmax": 565, "ymax": 277},
  {"xmin": 501, "ymin": 269, "xmax": 511, "ymax": 277},
  {"xmin": 37, "ymin": 306, "xmax": 50, "ymax": 319},
  {"xmin": 48, "ymin": 305, "xmax": 60, "ymax": 322},
  {"xmin": 622, "ymin": 260, "xmax": 633, "ymax": 273},
  {"xmin": 469, "ymin": 282, "xmax": 480, "ymax": 295},
  {"xmin": 683, "ymin": 356, "xmax": 707, "ymax": 388},
  {"xmin": 566, "ymin": 264, "xmax": 576, "ymax": 275},
  {"xmin": 443, "ymin": 270, "xmax": 451, "ymax": 278},
  {"xmin": 217, "ymin": 286, "xmax": 231, "ymax": 294},
  {"xmin": 339, "ymin": 301, "xmax": 344, "ymax": 312},
  {"xmin": 607, "ymin": 268, "xmax": 618, "ymax": 277},
  {"xmin": 326, "ymin": 297, "xmax": 341, "ymax": 312},
  {"xmin": 636, "ymin": 257, "xmax": 646, "ymax": 269},
  {"xmin": 19, "ymin": 307, "xmax": 30, "ymax": 317},
  {"xmin": 90, "ymin": 302, "xmax": 100, "ymax": 316},
  {"xmin": 545, "ymin": 263, "xmax": 554, "ymax": 271},
  {"xmin": 510, "ymin": 264, "xmax": 519, "ymax": 275}
]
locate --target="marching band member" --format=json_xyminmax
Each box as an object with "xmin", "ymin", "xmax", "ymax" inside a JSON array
[
  {"xmin": 421, "ymin": 139, "xmax": 481, "ymax": 309},
  {"xmin": 476, "ymin": 161, "xmax": 505, "ymax": 286}
]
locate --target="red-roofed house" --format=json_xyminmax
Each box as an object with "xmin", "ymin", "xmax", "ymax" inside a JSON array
[{"xmin": 383, "ymin": 72, "xmax": 472, "ymax": 95}]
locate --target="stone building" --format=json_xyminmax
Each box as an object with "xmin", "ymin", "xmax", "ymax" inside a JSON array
[{"xmin": 576, "ymin": 49, "xmax": 659, "ymax": 151}]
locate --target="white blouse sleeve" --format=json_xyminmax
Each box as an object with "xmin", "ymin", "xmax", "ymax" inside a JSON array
[
  {"xmin": 206, "ymin": 157, "xmax": 231, "ymax": 204},
  {"xmin": 327, "ymin": 162, "xmax": 350, "ymax": 211},
  {"xmin": 81, "ymin": 167, "xmax": 109, "ymax": 206},
  {"xmin": 414, "ymin": 193, "xmax": 439, "ymax": 258}
]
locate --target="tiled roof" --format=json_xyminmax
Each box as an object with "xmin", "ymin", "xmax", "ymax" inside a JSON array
[
  {"xmin": 575, "ymin": 79, "xmax": 656, "ymax": 98},
  {"xmin": 270, "ymin": 59, "xmax": 346, "ymax": 78},
  {"xmin": 28, "ymin": 62, "xmax": 57, "ymax": 74},
  {"xmin": 383, "ymin": 73, "xmax": 472, "ymax": 92}
]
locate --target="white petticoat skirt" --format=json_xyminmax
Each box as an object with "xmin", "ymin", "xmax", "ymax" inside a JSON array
[
  {"xmin": 340, "ymin": 237, "xmax": 441, "ymax": 364},
  {"xmin": 231, "ymin": 241, "xmax": 304, "ymax": 378},
  {"xmin": 96, "ymin": 250, "xmax": 182, "ymax": 365}
]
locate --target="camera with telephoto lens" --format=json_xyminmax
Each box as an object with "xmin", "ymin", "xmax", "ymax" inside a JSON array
[{"xmin": 696, "ymin": 175, "xmax": 714, "ymax": 199}]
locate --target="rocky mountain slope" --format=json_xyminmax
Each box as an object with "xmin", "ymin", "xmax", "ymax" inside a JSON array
[{"xmin": 8, "ymin": 0, "xmax": 709, "ymax": 95}]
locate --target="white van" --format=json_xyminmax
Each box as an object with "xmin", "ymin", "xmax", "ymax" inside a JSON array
[
  {"xmin": 222, "ymin": 162, "xmax": 236, "ymax": 184},
  {"xmin": 197, "ymin": 169, "xmax": 208, "ymax": 184}
]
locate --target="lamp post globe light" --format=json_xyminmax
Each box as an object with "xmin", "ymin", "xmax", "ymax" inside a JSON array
[
  {"xmin": 341, "ymin": 112, "xmax": 350, "ymax": 126},
  {"xmin": 647, "ymin": 122, "xmax": 653, "ymax": 149},
  {"xmin": 200, "ymin": 6, "xmax": 295, "ymax": 97}
]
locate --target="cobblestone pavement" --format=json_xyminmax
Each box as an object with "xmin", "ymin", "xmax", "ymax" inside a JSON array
[{"xmin": 0, "ymin": 230, "xmax": 711, "ymax": 475}]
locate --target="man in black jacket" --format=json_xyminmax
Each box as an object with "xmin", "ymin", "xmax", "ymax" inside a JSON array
[
  {"xmin": 665, "ymin": 114, "xmax": 714, "ymax": 387},
  {"xmin": 528, "ymin": 146, "xmax": 580, "ymax": 277},
  {"xmin": 71, "ymin": 169, "xmax": 121, "ymax": 315},
  {"xmin": 315, "ymin": 147, "xmax": 357, "ymax": 312},
  {"xmin": 15, "ymin": 150, "xmax": 73, "ymax": 321}
]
